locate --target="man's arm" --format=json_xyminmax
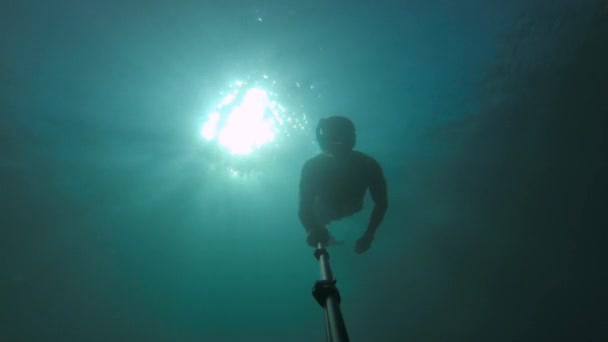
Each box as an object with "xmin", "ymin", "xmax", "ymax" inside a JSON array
[
  {"xmin": 298, "ymin": 160, "xmax": 322, "ymax": 233},
  {"xmin": 365, "ymin": 158, "xmax": 388, "ymax": 236}
]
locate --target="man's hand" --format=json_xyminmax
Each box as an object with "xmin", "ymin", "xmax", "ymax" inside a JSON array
[
  {"xmin": 355, "ymin": 231, "xmax": 374, "ymax": 254},
  {"xmin": 307, "ymin": 227, "xmax": 330, "ymax": 247}
]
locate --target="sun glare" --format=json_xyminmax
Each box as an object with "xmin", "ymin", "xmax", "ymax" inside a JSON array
[
  {"xmin": 199, "ymin": 74, "xmax": 313, "ymax": 175},
  {"xmin": 217, "ymin": 88, "xmax": 276, "ymax": 155},
  {"xmin": 201, "ymin": 86, "xmax": 279, "ymax": 155}
]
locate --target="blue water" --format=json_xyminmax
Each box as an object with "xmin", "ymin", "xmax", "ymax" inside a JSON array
[{"xmin": 2, "ymin": 1, "xmax": 606, "ymax": 341}]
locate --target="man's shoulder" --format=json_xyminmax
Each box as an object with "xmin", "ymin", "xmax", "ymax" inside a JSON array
[
  {"xmin": 351, "ymin": 151, "xmax": 384, "ymax": 180},
  {"xmin": 302, "ymin": 151, "xmax": 381, "ymax": 170},
  {"xmin": 304, "ymin": 153, "xmax": 326, "ymax": 164},
  {"xmin": 302, "ymin": 153, "xmax": 327, "ymax": 171},
  {"xmin": 352, "ymin": 151, "xmax": 379, "ymax": 166}
]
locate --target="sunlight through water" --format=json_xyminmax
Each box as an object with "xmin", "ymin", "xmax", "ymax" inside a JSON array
[
  {"xmin": 199, "ymin": 73, "xmax": 316, "ymax": 177},
  {"xmin": 202, "ymin": 87, "xmax": 277, "ymax": 155}
]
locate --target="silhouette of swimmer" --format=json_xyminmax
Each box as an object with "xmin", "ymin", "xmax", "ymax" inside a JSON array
[{"xmin": 299, "ymin": 116, "xmax": 388, "ymax": 254}]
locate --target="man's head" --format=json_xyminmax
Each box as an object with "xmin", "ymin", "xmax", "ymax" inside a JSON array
[{"xmin": 315, "ymin": 116, "xmax": 356, "ymax": 156}]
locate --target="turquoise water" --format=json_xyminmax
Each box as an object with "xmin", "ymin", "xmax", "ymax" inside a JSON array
[{"xmin": 2, "ymin": 1, "xmax": 606, "ymax": 341}]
